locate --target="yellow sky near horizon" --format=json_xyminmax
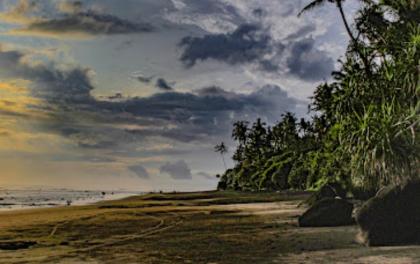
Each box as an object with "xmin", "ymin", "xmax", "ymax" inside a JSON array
[{"xmin": 0, "ymin": 80, "xmax": 167, "ymax": 189}]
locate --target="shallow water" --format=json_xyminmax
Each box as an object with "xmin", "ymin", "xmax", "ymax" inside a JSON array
[{"xmin": 0, "ymin": 188, "xmax": 140, "ymax": 211}]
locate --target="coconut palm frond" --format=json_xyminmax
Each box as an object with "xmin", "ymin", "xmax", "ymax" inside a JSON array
[{"xmin": 298, "ymin": 0, "xmax": 328, "ymax": 16}]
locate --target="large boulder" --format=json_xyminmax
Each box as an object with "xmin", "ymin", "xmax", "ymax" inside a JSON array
[
  {"xmin": 356, "ymin": 180, "xmax": 420, "ymax": 246},
  {"xmin": 327, "ymin": 182, "xmax": 347, "ymax": 199},
  {"xmin": 299, "ymin": 198, "xmax": 354, "ymax": 227},
  {"xmin": 303, "ymin": 183, "xmax": 347, "ymax": 207}
]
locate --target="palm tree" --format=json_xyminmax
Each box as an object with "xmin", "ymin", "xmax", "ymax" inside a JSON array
[
  {"xmin": 215, "ymin": 142, "xmax": 228, "ymax": 170},
  {"xmin": 248, "ymin": 118, "xmax": 268, "ymax": 161},
  {"xmin": 298, "ymin": 0, "xmax": 356, "ymax": 42},
  {"xmin": 298, "ymin": 0, "xmax": 373, "ymax": 76},
  {"xmin": 299, "ymin": 118, "xmax": 311, "ymax": 135},
  {"xmin": 232, "ymin": 121, "xmax": 248, "ymax": 145}
]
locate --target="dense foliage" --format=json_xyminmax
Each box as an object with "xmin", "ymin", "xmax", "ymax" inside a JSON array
[{"xmin": 217, "ymin": 0, "xmax": 419, "ymax": 194}]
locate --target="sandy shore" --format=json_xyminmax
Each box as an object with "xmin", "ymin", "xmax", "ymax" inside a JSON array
[
  {"xmin": 0, "ymin": 191, "xmax": 419, "ymax": 263},
  {"xmin": 0, "ymin": 189, "xmax": 140, "ymax": 212}
]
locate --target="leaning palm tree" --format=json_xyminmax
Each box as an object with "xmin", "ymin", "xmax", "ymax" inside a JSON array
[
  {"xmin": 298, "ymin": 0, "xmax": 356, "ymax": 42},
  {"xmin": 214, "ymin": 142, "xmax": 228, "ymax": 170},
  {"xmin": 299, "ymin": 0, "xmax": 372, "ymax": 79}
]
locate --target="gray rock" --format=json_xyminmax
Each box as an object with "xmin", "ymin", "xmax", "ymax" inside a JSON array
[
  {"xmin": 356, "ymin": 180, "xmax": 420, "ymax": 246},
  {"xmin": 303, "ymin": 183, "xmax": 347, "ymax": 207},
  {"xmin": 299, "ymin": 198, "xmax": 354, "ymax": 227}
]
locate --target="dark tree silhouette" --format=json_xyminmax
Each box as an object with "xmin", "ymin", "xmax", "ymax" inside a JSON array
[{"xmin": 232, "ymin": 121, "xmax": 249, "ymax": 145}]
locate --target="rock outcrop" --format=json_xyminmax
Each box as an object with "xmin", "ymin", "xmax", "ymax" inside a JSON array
[
  {"xmin": 356, "ymin": 180, "xmax": 420, "ymax": 246},
  {"xmin": 299, "ymin": 198, "xmax": 354, "ymax": 227}
]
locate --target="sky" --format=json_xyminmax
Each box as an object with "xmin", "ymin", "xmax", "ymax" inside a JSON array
[{"xmin": 0, "ymin": 0, "xmax": 357, "ymax": 191}]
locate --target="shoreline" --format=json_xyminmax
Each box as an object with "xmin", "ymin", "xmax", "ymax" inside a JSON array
[{"xmin": 0, "ymin": 190, "xmax": 142, "ymax": 212}]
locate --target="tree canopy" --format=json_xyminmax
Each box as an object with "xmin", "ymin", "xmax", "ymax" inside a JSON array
[{"xmin": 217, "ymin": 0, "xmax": 419, "ymax": 196}]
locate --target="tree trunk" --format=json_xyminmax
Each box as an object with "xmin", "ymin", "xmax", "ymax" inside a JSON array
[
  {"xmin": 337, "ymin": 1, "xmax": 371, "ymax": 76},
  {"xmin": 337, "ymin": 1, "xmax": 356, "ymax": 41}
]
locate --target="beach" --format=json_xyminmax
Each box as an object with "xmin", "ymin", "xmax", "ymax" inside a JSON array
[
  {"xmin": 0, "ymin": 188, "xmax": 141, "ymax": 211},
  {"xmin": 0, "ymin": 191, "xmax": 419, "ymax": 263}
]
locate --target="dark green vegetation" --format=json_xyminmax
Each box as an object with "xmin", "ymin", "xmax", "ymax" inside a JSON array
[{"xmin": 217, "ymin": 0, "xmax": 419, "ymax": 195}]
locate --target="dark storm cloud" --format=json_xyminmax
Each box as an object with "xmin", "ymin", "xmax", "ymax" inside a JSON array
[
  {"xmin": 286, "ymin": 38, "xmax": 335, "ymax": 81},
  {"xmin": 195, "ymin": 86, "xmax": 235, "ymax": 98},
  {"xmin": 178, "ymin": 22, "xmax": 333, "ymax": 79},
  {"xmin": 155, "ymin": 78, "xmax": 174, "ymax": 90},
  {"xmin": 59, "ymin": 83, "xmax": 299, "ymax": 146},
  {"xmin": 64, "ymin": 84, "xmax": 300, "ymax": 145},
  {"xmin": 0, "ymin": 48, "xmax": 94, "ymax": 105},
  {"xmin": 118, "ymin": 84, "xmax": 300, "ymax": 143},
  {"xmin": 179, "ymin": 23, "xmax": 282, "ymax": 70},
  {"xmin": 25, "ymin": 11, "xmax": 153, "ymax": 35},
  {"xmin": 0, "ymin": 47, "xmax": 301, "ymax": 148},
  {"xmin": 119, "ymin": 85, "xmax": 296, "ymax": 127},
  {"xmin": 24, "ymin": 12, "xmax": 153, "ymax": 36},
  {"xmin": 128, "ymin": 164, "xmax": 150, "ymax": 178},
  {"xmin": 160, "ymin": 160, "xmax": 192, "ymax": 180},
  {"xmin": 8, "ymin": 1, "xmax": 153, "ymax": 36},
  {"xmin": 252, "ymin": 8, "xmax": 265, "ymax": 18}
]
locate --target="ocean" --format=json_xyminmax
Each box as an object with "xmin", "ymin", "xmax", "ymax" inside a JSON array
[{"xmin": 0, "ymin": 188, "xmax": 141, "ymax": 211}]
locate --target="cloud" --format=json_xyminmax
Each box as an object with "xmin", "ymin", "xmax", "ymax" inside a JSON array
[
  {"xmin": 1, "ymin": 1, "xmax": 154, "ymax": 38},
  {"xmin": 57, "ymin": 1, "xmax": 83, "ymax": 14},
  {"xmin": 284, "ymin": 25, "xmax": 316, "ymax": 41},
  {"xmin": 0, "ymin": 0, "xmax": 39, "ymax": 24},
  {"xmin": 165, "ymin": 0, "xmax": 242, "ymax": 33},
  {"xmin": 107, "ymin": 93, "xmax": 123, "ymax": 100},
  {"xmin": 171, "ymin": 0, "xmax": 340, "ymax": 82},
  {"xmin": 50, "ymin": 154, "xmax": 116, "ymax": 163},
  {"xmin": 0, "ymin": 46, "xmax": 302, "ymax": 149},
  {"xmin": 131, "ymin": 72, "xmax": 154, "ymax": 83},
  {"xmin": 179, "ymin": 23, "xmax": 282, "ymax": 70},
  {"xmin": 178, "ymin": 22, "xmax": 333, "ymax": 79},
  {"xmin": 0, "ymin": 47, "xmax": 94, "ymax": 105},
  {"xmin": 128, "ymin": 164, "xmax": 150, "ymax": 178},
  {"xmin": 155, "ymin": 78, "xmax": 174, "ymax": 90},
  {"xmin": 160, "ymin": 160, "xmax": 192, "ymax": 180},
  {"xmin": 196, "ymin": 171, "xmax": 215, "ymax": 180},
  {"xmin": 0, "ymin": 0, "xmax": 352, "ymax": 189},
  {"xmin": 252, "ymin": 8, "xmax": 264, "ymax": 18},
  {"xmin": 19, "ymin": 12, "xmax": 153, "ymax": 37},
  {"xmin": 119, "ymin": 84, "xmax": 302, "ymax": 144},
  {"xmin": 195, "ymin": 86, "xmax": 235, "ymax": 98},
  {"xmin": 286, "ymin": 37, "xmax": 334, "ymax": 81}
]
